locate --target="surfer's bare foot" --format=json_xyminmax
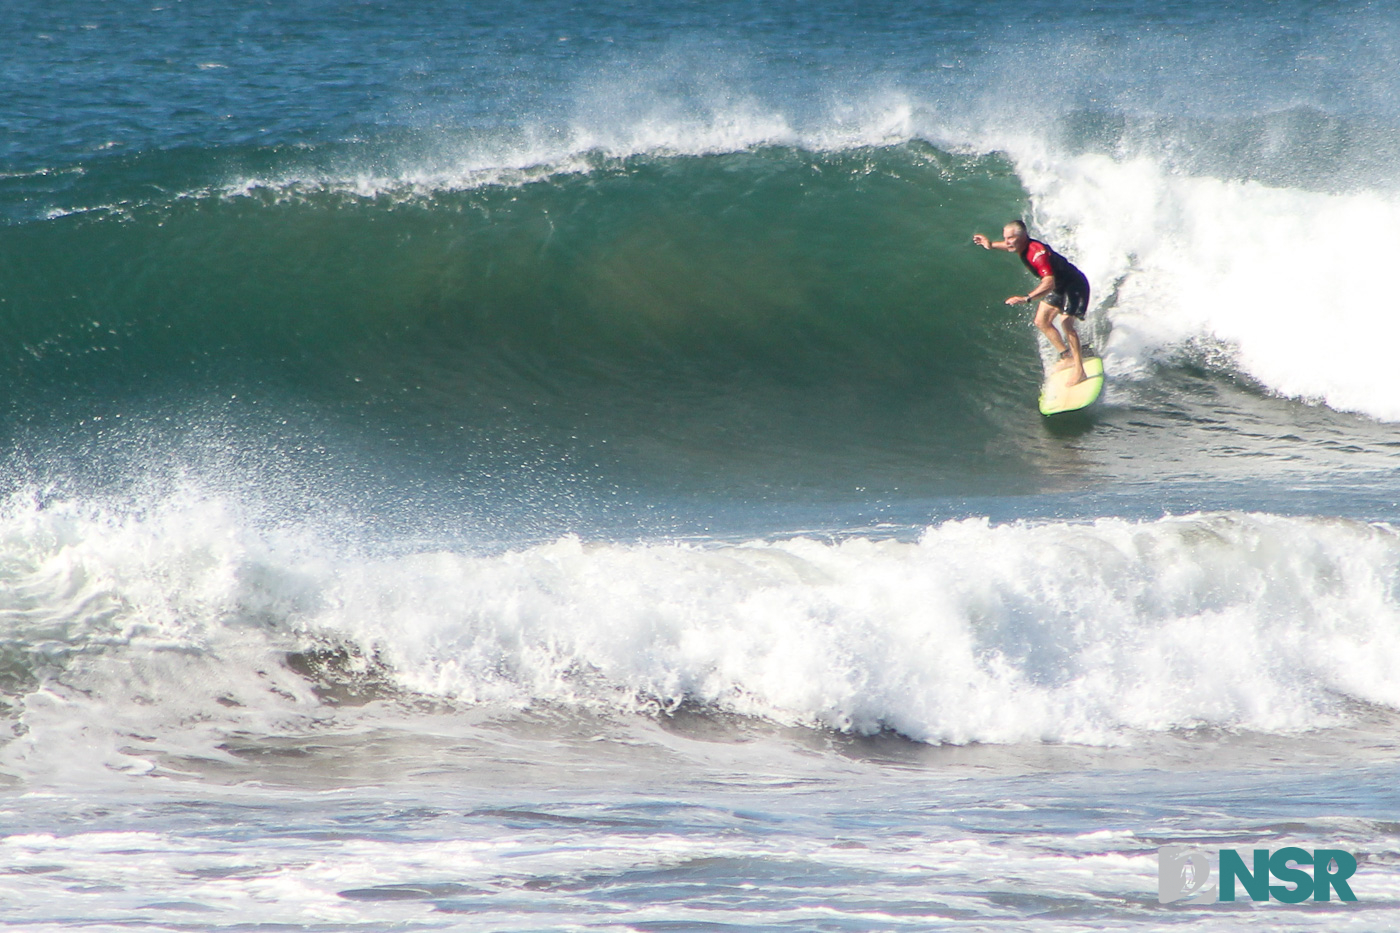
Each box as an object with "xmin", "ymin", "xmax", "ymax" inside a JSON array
[{"xmin": 1066, "ymin": 368, "xmax": 1088, "ymax": 386}]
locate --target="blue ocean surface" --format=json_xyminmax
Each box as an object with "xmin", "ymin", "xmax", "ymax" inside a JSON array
[{"xmin": 3, "ymin": 1, "xmax": 1400, "ymax": 929}]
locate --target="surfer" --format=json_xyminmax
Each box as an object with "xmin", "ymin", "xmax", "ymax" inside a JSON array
[{"xmin": 972, "ymin": 221, "xmax": 1091, "ymax": 385}]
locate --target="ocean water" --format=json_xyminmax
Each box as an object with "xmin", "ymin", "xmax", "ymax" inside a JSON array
[{"xmin": 4, "ymin": 0, "xmax": 1400, "ymax": 929}]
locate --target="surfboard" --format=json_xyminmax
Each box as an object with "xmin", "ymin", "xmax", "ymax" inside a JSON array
[{"xmin": 1039, "ymin": 355, "xmax": 1104, "ymax": 415}]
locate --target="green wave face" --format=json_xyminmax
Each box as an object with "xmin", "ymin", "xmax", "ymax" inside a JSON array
[{"xmin": 0, "ymin": 145, "xmax": 1058, "ymax": 508}]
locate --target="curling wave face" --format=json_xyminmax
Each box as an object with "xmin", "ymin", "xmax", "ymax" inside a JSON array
[
  {"xmin": 8, "ymin": 138, "xmax": 1400, "ymax": 512},
  {"xmin": 0, "ymin": 144, "xmax": 1062, "ymax": 512}
]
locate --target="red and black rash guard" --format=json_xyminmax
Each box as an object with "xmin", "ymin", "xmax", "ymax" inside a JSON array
[
  {"xmin": 1018, "ymin": 237, "xmax": 1091, "ymax": 318},
  {"xmin": 1020, "ymin": 239, "xmax": 1087, "ymax": 289}
]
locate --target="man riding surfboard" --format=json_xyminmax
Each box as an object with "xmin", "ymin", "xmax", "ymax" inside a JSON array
[{"xmin": 972, "ymin": 221, "xmax": 1091, "ymax": 385}]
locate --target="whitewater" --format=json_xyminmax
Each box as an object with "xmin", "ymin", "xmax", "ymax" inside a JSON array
[{"xmin": 5, "ymin": 0, "xmax": 1400, "ymax": 929}]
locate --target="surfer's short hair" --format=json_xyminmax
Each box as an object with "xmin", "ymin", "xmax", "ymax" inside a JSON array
[{"xmin": 1004, "ymin": 220, "xmax": 1028, "ymax": 236}]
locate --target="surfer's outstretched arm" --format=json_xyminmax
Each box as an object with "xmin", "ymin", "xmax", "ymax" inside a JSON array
[{"xmin": 972, "ymin": 233, "xmax": 1015, "ymax": 251}]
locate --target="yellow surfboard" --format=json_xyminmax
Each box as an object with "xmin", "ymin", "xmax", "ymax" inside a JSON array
[{"xmin": 1039, "ymin": 356, "xmax": 1104, "ymax": 415}]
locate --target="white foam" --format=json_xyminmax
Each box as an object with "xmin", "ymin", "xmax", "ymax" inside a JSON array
[
  {"xmin": 316, "ymin": 513, "xmax": 1400, "ymax": 746},
  {"xmin": 0, "ymin": 492, "xmax": 331, "ymax": 784},
  {"xmin": 4, "ymin": 494, "xmax": 1400, "ymax": 781},
  {"xmin": 1013, "ymin": 149, "xmax": 1400, "ymax": 419}
]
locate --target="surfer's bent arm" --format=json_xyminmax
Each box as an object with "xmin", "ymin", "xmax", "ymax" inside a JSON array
[
  {"xmin": 1004, "ymin": 274, "xmax": 1054, "ymax": 307},
  {"xmin": 1025, "ymin": 274, "xmax": 1055, "ymax": 303}
]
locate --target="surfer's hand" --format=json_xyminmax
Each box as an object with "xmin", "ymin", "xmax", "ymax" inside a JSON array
[
  {"xmin": 1004, "ymin": 296, "xmax": 1024, "ymax": 306},
  {"xmin": 972, "ymin": 234, "xmax": 990, "ymax": 249}
]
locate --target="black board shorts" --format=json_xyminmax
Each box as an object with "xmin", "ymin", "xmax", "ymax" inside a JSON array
[{"xmin": 1045, "ymin": 274, "xmax": 1090, "ymax": 320}]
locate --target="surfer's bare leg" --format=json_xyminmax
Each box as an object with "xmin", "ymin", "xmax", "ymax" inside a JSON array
[
  {"xmin": 1033, "ymin": 301, "xmax": 1069, "ymax": 359},
  {"xmin": 1060, "ymin": 314, "xmax": 1087, "ymax": 385}
]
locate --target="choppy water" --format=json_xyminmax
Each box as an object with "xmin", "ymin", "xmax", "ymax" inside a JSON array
[{"xmin": 4, "ymin": 1, "xmax": 1400, "ymax": 929}]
